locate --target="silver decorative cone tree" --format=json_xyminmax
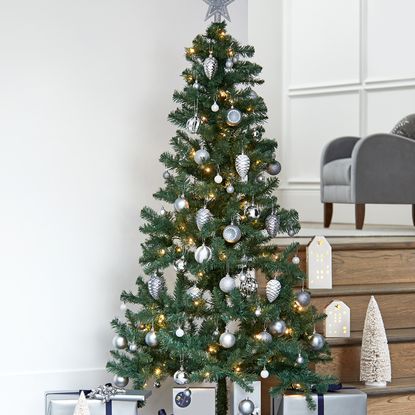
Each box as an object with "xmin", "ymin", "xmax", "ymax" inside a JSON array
[{"xmin": 107, "ymin": 22, "xmax": 334, "ymax": 414}]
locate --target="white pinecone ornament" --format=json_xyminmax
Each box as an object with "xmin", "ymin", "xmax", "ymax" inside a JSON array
[
  {"xmin": 265, "ymin": 212, "xmax": 280, "ymax": 237},
  {"xmin": 195, "ymin": 207, "xmax": 213, "ymax": 231},
  {"xmin": 235, "ymin": 153, "xmax": 250, "ymax": 182},
  {"xmin": 203, "ymin": 52, "xmax": 218, "ymax": 80},
  {"xmin": 266, "ymin": 279, "xmax": 281, "ymax": 303},
  {"xmin": 148, "ymin": 273, "xmax": 164, "ymax": 300}
]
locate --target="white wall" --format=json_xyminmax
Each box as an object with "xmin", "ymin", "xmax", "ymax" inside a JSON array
[
  {"xmin": 0, "ymin": 1, "xmax": 247, "ymax": 413},
  {"xmin": 250, "ymin": 0, "xmax": 415, "ymax": 226}
]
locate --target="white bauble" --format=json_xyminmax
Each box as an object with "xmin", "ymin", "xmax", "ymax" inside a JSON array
[
  {"xmin": 219, "ymin": 274, "xmax": 236, "ymax": 293},
  {"xmin": 219, "ymin": 331, "xmax": 236, "ymax": 348}
]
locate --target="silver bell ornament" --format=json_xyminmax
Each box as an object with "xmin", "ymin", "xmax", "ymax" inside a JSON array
[
  {"xmin": 203, "ymin": 52, "xmax": 218, "ymax": 80},
  {"xmin": 226, "ymin": 107, "xmax": 242, "ymax": 126},
  {"xmin": 267, "ymin": 161, "xmax": 282, "ymax": 176},
  {"xmin": 261, "ymin": 367, "xmax": 270, "ymax": 379},
  {"xmin": 162, "ymin": 170, "xmax": 171, "ymax": 179},
  {"xmin": 186, "ymin": 114, "xmax": 201, "ymax": 134},
  {"xmin": 245, "ymin": 202, "xmax": 261, "ymax": 220},
  {"xmin": 211, "ymin": 100, "xmax": 219, "ymax": 112},
  {"xmin": 195, "ymin": 207, "xmax": 213, "ymax": 231},
  {"xmin": 173, "ymin": 256, "xmax": 187, "ymax": 273},
  {"xmin": 219, "ymin": 330, "xmax": 236, "ymax": 348},
  {"xmin": 235, "ymin": 153, "xmax": 250, "ymax": 181},
  {"xmin": 269, "ymin": 320, "xmax": 286, "ymax": 336},
  {"xmin": 226, "ymin": 184, "xmax": 235, "ymax": 194},
  {"xmin": 194, "ymin": 243, "xmax": 212, "ymax": 264},
  {"xmin": 128, "ymin": 343, "xmax": 138, "ymax": 353},
  {"xmin": 257, "ymin": 330, "xmax": 272, "ymax": 343},
  {"xmin": 225, "ymin": 58, "xmax": 234, "ymax": 69},
  {"xmin": 310, "ymin": 332, "xmax": 325, "ymax": 350},
  {"xmin": 112, "ymin": 335, "xmax": 128, "ymax": 350},
  {"xmin": 296, "ymin": 290, "xmax": 311, "ymax": 307},
  {"xmin": 238, "ymin": 398, "xmax": 255, "ymax": 415},
  {"xmin": 265, "ymin": 212, "xmax": 280, "ymax": 238},
  {"xmin": 296, "ymin": 353, "xmax": 305, "ymax": 365},
  {"xmin": 113, "ymin": 375, "xmax": 129, "ymax": 388},
  {"xmin": 186, "ymin": 285, "xmax": 201, "ymax": 300},
  {"xmin": 219, "ymin": 273, "xmax": 236, "ymax": 293},
  {"xmin": 223, "ymin": 222, "xmax": 241, "ymax": 243},
  {"xmin": 145, "ymin": 329, "xmax": 159, "ymax": 347},
  {"xmin": 266, "ymin": 279, "xmax": 281, "ymax": 303},
  {"xmin": 174, "ymin": 194, "xmax": 189, "ymax": 212},
  {"xmin": 239, "ymin": 269, "xmax": 258, "ymax": 297},
  {"xmin": 173, "ymin": 366, "xmax": 190, "ymax": 385},
  {"xmin": 148, "ymin": 273, "xmax": 165, "ymax": 300},
  {"xmin": 194, "ymin": 147, "xmax": 210, "ymax": 165}
]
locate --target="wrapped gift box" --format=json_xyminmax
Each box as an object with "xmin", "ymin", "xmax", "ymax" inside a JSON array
[
  {"xmin": 271, "ymin": 387, "xmax": 367, "ymax": 415},
  {"xmin": 172, "ymin": 387, "xmax": 215, "ymax": 415},
  {"xmin": 232, "ymin": 381, "xmax": 261, "ymax": 415},
  {"xmin": 45, "ymin": 389, "xmax": 151, "ymax": 415}
]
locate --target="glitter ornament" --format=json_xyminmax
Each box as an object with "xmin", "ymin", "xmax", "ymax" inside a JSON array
[
  {"xmin": 203, "ymin": 52, "xmax": 218, "ymax": 80},
  {"xmin": 235, "ymin": 153, "xmax": 250, "ymax": 181},
  {"xmin": 195, "ymin": 207, "xmax": 213, "ymax": 231},
  {"xmin": 187, "ymin": 285, "xmax": 201, "ymax": 300},
  {"xmin": 267, "ymin": 161, "xmax": 282, "ymax": 175},
  {"xmin": 219, "ymin": 273, "xmax": 236, "ymax": 293},
  {"xmin": 226, "ymin": 107, "xmax": 242, "ymax": 126},
  {"xmin": 239, "ymin": 269, "xmax": 258, "ymax": 297},
  {"xmin": 266, "ymin": 279, "xmax": 281, "ymax": 303},
  {"xmin": 174, "ymin": 256, "xmax": 187, "ymax": 273},
  {"xmin": 148, "ymin": 273, "xmax": 165, "ymax": 300},
  {"xmin": 223, "ymin": 223, "xmax": 241, "ymax": 243},
  {"xmin": 265, "ymin": 212, "xmax": 280, "ymax": 237}
]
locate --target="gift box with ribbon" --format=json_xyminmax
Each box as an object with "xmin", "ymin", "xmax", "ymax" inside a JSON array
[
  {"xmin": 271, "ymin": 384, "xmax": 367, "ymax": 415},
  {"xmin": 45, "ymin": 384, "xmax": 151, "ymax": 415}
]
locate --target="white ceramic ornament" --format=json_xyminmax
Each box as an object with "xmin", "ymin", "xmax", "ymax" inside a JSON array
[
  {"xmin": 235, "ymin": 153, "xmax": 250, "ymax": 181},
  {"xmin": 261, "ymin": 367, "xmax": 270, "ymax": 379},
  {"xmin": 266, "ymin": 279, "xmax": 281, "ymax": 303},
  {"xmin": 214, "ymin": 174, "xmax": 223, "ymax": 184},
  {"xmin": 226, "ymin": 184, "xmax": 235, "ymax": 193},
  {"xmin": 219, "ymin": 273, "xmax": 236, "ymax": 293},
  {"xmin": 307, "ymin": 236, "xmax": 332, "ymax": 289},
  {"xmin": 195, "ymin": 207, "xmax": 213, "ymax": 231},
  {"xmin": 324, "ymin": 300, "xmax": 350, "ymax": 338},
  {"xmin": 175, "ymin": 327, "xmax": 185, "ymax": 338},
  {"xmin": 194, "ymin": 243, "xmax": 212, "ymax": 263}
]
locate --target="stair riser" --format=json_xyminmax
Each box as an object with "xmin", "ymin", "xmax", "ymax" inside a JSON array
[
  {"xmin": 316, "ymin": 342, "xmax": 415, "ymax": 382},
  {"xmin": 367, "ymin": 393, "xmax": 415, "ymax": 415},
  {"xmin": 312, "ymin": 293, "xmax": 415, "ymax": 331}
]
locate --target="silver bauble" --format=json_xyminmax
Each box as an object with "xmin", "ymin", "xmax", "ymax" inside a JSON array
[
  {"xmin": 223, "ymin": 224, "xmax": 241, "ymax": 243},
  {"xmin": 145, "ymin": 330, "xmax": 158, "ymax": 347},
  {"xmin": 292, "ymin": 256, "xmax": 300, "ymax": 265},
  {"xmin": 148, "ymin": 273, "xmax": 164, "ymax": 300},
  {"xmin": 219, "ymin": 331, "xmax": 236, "ymax": 348},
  {"xmin": 267, "ymin": 162, "xmax": 282, "ymax": 176},
  {"xmin": 296, "ymin": 290, "xmax": 311, "ymax": 307},
  {"xmin": 258, "ymin": 330, "xmax": 272, "ymax": 343},
  {"xmin": 225, "ymin": 58, "xmax": 234, "ymax": 69},
  {"xmin": 250, "ymin": 90, "xmax": 258, "ymax": 99},
  {"xmin": 245, "ymin": 204, "xmax": 261, "ymax": 219},
  {"xmin": 187, "ymin": 285, "xmax": 201, "ymax": 300},
  {"xmin": 213, "ymin": 328, "xmax": 220, "ymax": 336},
  {"xmin": 194, "ymin": 148, "xmax": 210, "ymax": 165},
  {"xmin": 194, "ymin": 243, "xmax": 212, "ymax": 264},
  {"xmin": 252, "ymin": 129, "xmax": 260, "ymax": 138},
  {"xmin": 269, "ymin": 320, "xmax": 286, "ymax": 336},
  {"xmin": 226, "ymin": 184, "xmax": 235, "ymax": 193},
  {"xmin": 261, "ymin": 368, "xmax": 270, "ymax": 379},
  {"xmin": 195, "ymin": 208, "xmax": 213, "ymax": 231},
  {"xmin": 193, "ymin": 80, "xmax": 200, "ymax": 90},
  {"xmin": 226, "ymin": 108, "xmax": 242, "ymax": 126},
  {"xmin": 296, "ymin": 354, "xmax": 305, "ymax": 365},
  {"xmin": 238, "ymin": 398, "xmax": 255, "ymax": 415},
  {"xmin": 120, "ymin": 302, "xmax": 127, "ymax": 311},
  {"xmin": 239, "ymin": 271, "xmax": 258, "ymax": 297},
  {"xmin": 266, "ymin": 279, "xmax": 281, "ymax": 303},
  {"xmin": 233, "ymin": 54, "xmax": 240, "ymax": 64},
  {"xmin": 203, "ymin": 52, "xmax": 218, "ymax": 80},
  {"xmin": 174, "ymin": 195, "xmax": 189, "ymax": 212},
  {"xmin": 160, "ymin": 206, "xmax": 167, "ymax": 216},
  {"xmin": 163, "ymin": 170, "xmax": 171, "ymax": 179},
  {"xmin": 254, "ymin": 307, "xmax": 262, "ymax": 317},
  {"xmin": 211, "ymin": 101, "xmax": 219, "ymax": 112},
  {"xmin": 235, "ymin": 153, "xmax": 250, "ymax": 181},
  {"xmin": 265, "ymin": 213, "xmax": 280, "ymax": 237},
  {"xmin": 112, "ymin": 335, "xmax": 128, "ymax": 350},
  {"xmin": 219, "ymin": 273, "xmax": 236, "ymax": 293},
  {"xmin": 288, "ymin": 228, "xmax": 296, "ymax": 237},
  {"xmin": 173, "ymin": 256, "xmax": 187, "ymax": 273},
  {"xmin": 186, "ymin": 114, "xmax": 201, "ymax": 134},
  {"xmin": 256, "ymin": 173, "xmax": 266, "ymax": 183},
  {"xmin": 175, "ymin": 327, "xmax": 185, "ymax": 338},
  {"xmin": 129, "ymin": 343, "xmax": 138, "ymax": 353},
  {"xmin": 113, "ymin": 375, "xmax": 129, "ymax": 388},
  {"xmin": 174, "ymin": 366, "xmax": 190, "ymax": 385},
  {"xmin": 214, "ymin": 174, "xmax": 223, "ymax": 184},
  {"xmin": 310, "ymin": 333, "xmax": 325, "ymax": 350}
]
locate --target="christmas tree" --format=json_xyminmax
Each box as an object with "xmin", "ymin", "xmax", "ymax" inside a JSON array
[
  {"xmin": 360, "ymin": 296, "xmax": 391, "ymax": 387},
  {"xmin": 107, "ymin": 21, "xmax": 333, "ymax": 414}
]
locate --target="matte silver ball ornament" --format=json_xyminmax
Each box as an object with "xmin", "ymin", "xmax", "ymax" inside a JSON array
[
  {"xmin": 226, "ymin": 184, "xmax": 235, "ymax": 193},
  {"xmin": 219, "ymin": 331, "xmax": 236, "ymax": 348},
  {"xmin": 112, "ymin": 335, "xmax": 128, "ymax": 350},
  {"xmin": 173, "ymin": 366, "xmax": 190, "ymax": 385},
  {"xmin": 269, "ymin": 320, "xmax": 286, "ymax": 336},
  {"xmin": 226, "ymin": 108, "xmax": 242, "ymax": 126},
  {"xmin": 145, "ymin": 330, "xmax": 158, "ymax": 347},
  {"xmin": 257, "ymin": 330, "xmax": 272, "ymax": 343},
  {"xmin": 256, "ymin": 173, "xmax": 266, "ymax": 183},
  {"xmin": 194, "ymin": 243, "xmax": 212, "ymax": 264},
  {"xmin": 128, "ymin": 343, "xmax": 138, "ymax": 352},
  {"xmin": 120, "ymin": 302, "xmax": 127, "ymax": 311},
  {"xmin": 211, "ymin": 101, "xmax": 219, "ymax": 112},
  {"xmin": 238, "ymin": 398, "xmax": 255, "ymax": 415},
  {"xmin": 194, "ymin": 148, "xmax": 210, "ymax": 165},
  {"xmin": 225, "ymin": 58, "xmax": 234, "ymax": 69},
  {"xmin": 310, "ymin": 333, "xmax": 325, "ymax": 350},
  {"xmin": 162, "ymin": 170, "xmax": 171, "ymax": 179},
  {"xmin": 174, "ymin": 195, "xmax": 189, "ymax": 212},
  {"xmin": 223, "ymin": 224, "xmax": 241, "ymax": 243},
  {"xmin": 219, "ymin": 273, "xmax": 236, "ymax": 293},
  {"xmin": 113, "ymin": 375, "xmax": 129, "ymax": 388},
  {"xmin": 296, "ymin": 354, "xmax": 305, "ymax": 365},
  {"xmin": 296, "ymin": 290, "xmax": 311, "ymax": 307},
  {"xmin": 267, "ymin": 161, "xmax": 282, "ymax": 176}
]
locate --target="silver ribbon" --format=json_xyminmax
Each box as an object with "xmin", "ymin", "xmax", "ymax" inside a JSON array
[{"xmin": 87, "ymin": 384, "xmax": 126, "ymax": 403}]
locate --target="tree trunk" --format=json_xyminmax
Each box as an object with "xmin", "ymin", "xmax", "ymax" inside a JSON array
[{"xmin": 216, "ymin": 376, "xmax": 228, "ymax": 415}]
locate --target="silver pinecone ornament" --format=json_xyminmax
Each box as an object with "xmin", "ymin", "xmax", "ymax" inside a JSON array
[
  {"xmin": 265, "ymin": 212, "xmax": 280, "ymax": 237},
  {"xmin": 148, "ymin": 273, "xmax": 165, "ymax": 300},
  {"xmin": 235, "ymin": 152, "xmax": 250, "ymax": 182},
  {"xmin": 203, "ymin": 52, "xmax": 218, "ymax": 80},
  {"xmin": 266, "ymin": 279, "xmax": 281, "ymax": 303},
  {"xmin": 196, "ymin": 207, "xmax": 213, "ymax": 231}
]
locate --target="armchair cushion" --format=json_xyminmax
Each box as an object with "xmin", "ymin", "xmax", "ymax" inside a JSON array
[
  {"xmin": 322, "ymin": 158, "xmax": 351, "ymax": 185},
  {"xmin": 391, "ymin": 113, "xmax": 415, "ymax": 140}
]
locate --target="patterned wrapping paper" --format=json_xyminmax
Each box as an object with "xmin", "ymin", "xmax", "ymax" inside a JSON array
[{"xmin": 172, "ymin": 387, "xmax": 215, "ymax": 415}]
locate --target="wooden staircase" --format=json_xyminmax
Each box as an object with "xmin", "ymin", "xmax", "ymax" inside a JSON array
[{"xmin": 259, "ymin": 237, "xmax": 415, "ymax": 415}]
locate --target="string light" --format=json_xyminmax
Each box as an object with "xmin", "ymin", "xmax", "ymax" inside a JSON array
[
  {"xmin": 219, "ymin": 30, "xmax": 226, "ymax": 39},
  {"xmin": 204, "ymin": 166, "xmax": 212, "ymax": 174},
  {"xmin": 187, "ymin": 47, "xmax": 196, "ymax": 55},
  {"xmin": 219, "ymin": 252, "xmax": 227, "ymax": 261},
  {"xmin": 158, "ymin": 314, "xmax": 166, "ymax": 324},
  {"xmin": 159, "ymin": 249, "xmax": 166, "ymax": 256},
  {"xmin": 235, "ymin": 366, "xmax": 241, "ymax": 373},
  {"xmin": 197, "ymin": 271, "xmax": 204, "ymax": 277},
  {"xmin": 219, "ymin": 90, "xmax": 228, "ymax": 99},
  {"xmin": 188, "ymin": 237, "xmax": 195, "ymax": 245},
  {"xmin": 154, "ymin": 368, "xmax": 162, "ymax": 376},
  {"xmin": 193, "ymin": 300, "xmax": 200, "ymax": 306},
  {"xmin": 208, "ymin": 345, "xmax": 218, "ymax": 354},
  {"xmin": 176, "ymin": 246, "xmax": 183, "ymax": 253},
  {"xmin": 201, "ymin": 115, "xmax": 208, "ymax": 123}
]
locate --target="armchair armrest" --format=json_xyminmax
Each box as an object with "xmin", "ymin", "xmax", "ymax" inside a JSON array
[
  {"xmin": 321, "ymin": 136, "xmax": 360, "ymax": 166},
  {"xmin": 351, "ymin": 133, "xmax": 415, "ymax": 204}
]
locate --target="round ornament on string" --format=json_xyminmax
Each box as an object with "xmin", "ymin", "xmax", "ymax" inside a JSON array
[
  {"xmin": 187, "ymin": 285, "xmax": 201, "ymax": 300},
  {"xmin": 145, "ymin": 328, "xmax": 158, "ymax": 347},
  {"xmin": 214, "ymin": 172, "xmax": 223, "ymax": 183},
  {"xmin": 112, "ymin": 335, "xmax": 128, "ymax": 350},
  {"xmin": 257, "ymin": 330, "xmax": 272, "ymax": 343},
  {"xmin": 173, "ymin": 366, "xmax": 190, "ymax": 385},
  {"xmin": 235, "ymin": 153, "xmax": 250, "ymax": 181},
  {"xmin": 310, "ymin": 332, "xmax": 325, "ymax": 350},
  {"xmin": 245, "ymin": 200, "xmax": 261, "ymax": 220},
  {"xmin": 238, "ymin": 398, "xmax": 255, "ymax": 415},
  {"xmin": 162, "ymin": 170, "xmax": 171, "ymax": 179},
  {"xmin": 269, "ymin": 320, "xmax": 286, "ymax": 336},
  {"xmin": 226, "ymin": 184, "xmax": 235, "ymax": 194},
  {"xmin": 227, "ymin": 107, "xmax": 242, "ymax": 126},
  {"xmin": 174, "ymin": 195, "xmax": 189, "ymax": 212},
  {"xmin": 195, "ymin": 207, "xmax": 213, "ymax": 231},
  {"xmin": 154, "ymin": 381, "xmax": 161, "ymax": 389},
  {"xmin": 160, "ymin": 206, "xmax": 167, "ymax": 216},
  {"xmin": 296, "ymin": 290, "xmax": 311, "ymax": 307},
  {"xmin": 219, "ymin": 273, "xmax": 236, "ymax": 293},
  {"xmin": 219, "ymin": 330, "xmax": 236, "ymax": 348},
  {"xmin": 186, "ymin": 114, "xmax": 201, "ymax": 134},
  {"xmin": 175, "ymin": 327, "xmax": 185, "ymax": 338},
  {"xmin": 194, "ymin": 147, "xmax": 210, "ymax": 165},
  {"xmin": 120, "ymin": 302, "xmax": 127, "ymax": 312},
  {"xmin": 223, "ymin": 222, "xmax": 241, "ymax": 243},
  {"xmin": 292, "ymin": 255, "xmax": 300, "ymax": 265},
  {"xmin": 211, "ymin": 100, "xmax": 219, "ymax": 112},
  {"xmin": 225, "ymin": 58, "xmax": 234, "ymax": 69},
  {"xmin": 296, "ymin": 354, "xmax": 305, "ymax": 365},
  {"xmin": 261, "ymin": 366, "xmax": 270, "ymax": 379},
  {"xmin": 148, "ymin": 273, "xmax": 165, "ymax": 300},
  {"xmin": 113, "ymin": 375, "xmax": 129, "ymax": 388},
  {"xmin": 203, "ymin": 52, "xmax": 218, "ymax": 80},
  {"xmin": 267, "ymin": 161, "xmax": 282, "ymax": 176},
  {"xmin": 194, "ymin": 243, "xmax": 212, "ymax": 264},
  {"xmin": 129, "ymin": 343, "xmax": 138, "ymax": 353},
  {"xmin": 175, "ymin": 389, "xmax": 192, "ymax": 408},
  {"xmin": 239, "ymin": 269, "xmax": 258, "ymax": 297},
  {"xmin": 266, "ymin": 279, "xmax": 281, "ymax": 303},
  {"xmin": 254, "ymin": 306, "xmax": 262, "ymax": 317}
]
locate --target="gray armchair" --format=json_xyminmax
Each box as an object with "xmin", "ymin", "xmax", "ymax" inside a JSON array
[{"xmin": 321, "ymin": 133, "xmax": 415, "ymax": 229}]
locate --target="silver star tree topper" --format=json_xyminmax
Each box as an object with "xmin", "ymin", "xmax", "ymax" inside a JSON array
[{"xmin": 204, "ymin": 0, "xmax": 236, "ymax": 23}]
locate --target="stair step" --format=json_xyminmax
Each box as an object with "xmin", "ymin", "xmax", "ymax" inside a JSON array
[
  {"xmin": 353, "ymin": 377, "xmax": 415, "ymax": 396},
  {"xmin": 327, "ymin": 328, "xmax": 415, "ymax": 346},
  {"xmin": 310, "ymin": 283, "xmax": 415, "ymax": 298}
]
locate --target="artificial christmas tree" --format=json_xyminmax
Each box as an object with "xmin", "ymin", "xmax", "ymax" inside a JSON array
[
  {"xmin": 360, "ymin": 296, "xmax": 391, "ymax": 387},
  {"xmin": 107, "ymin": 20, "xmax": 334, "ymax": 414}
]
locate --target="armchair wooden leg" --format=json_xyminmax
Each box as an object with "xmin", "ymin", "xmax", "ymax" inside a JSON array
[
  {"xmin": 412, "ymin": 205, "xmax": 415, "ymax": 226},
  {"xmin": 355, "ymin": 204, "xmax": 365, "ymax": 230},
  {"xmin": 324, "ymin": 203, "xmax": 333, "ymax": 228}
]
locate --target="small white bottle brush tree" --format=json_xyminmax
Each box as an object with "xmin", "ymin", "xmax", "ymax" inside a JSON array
[{"xmin": 360, "ymin": 296, "xmax": 391, "ymax": 387}]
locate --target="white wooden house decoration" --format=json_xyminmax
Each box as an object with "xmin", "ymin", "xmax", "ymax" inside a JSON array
[
  {"xmin": 325, "ymin": 300, "xmax": 351, "ymax": 338},
  {"xmin": 307, "ymin": 236, "xmax": 332, "ymax": 289}
]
